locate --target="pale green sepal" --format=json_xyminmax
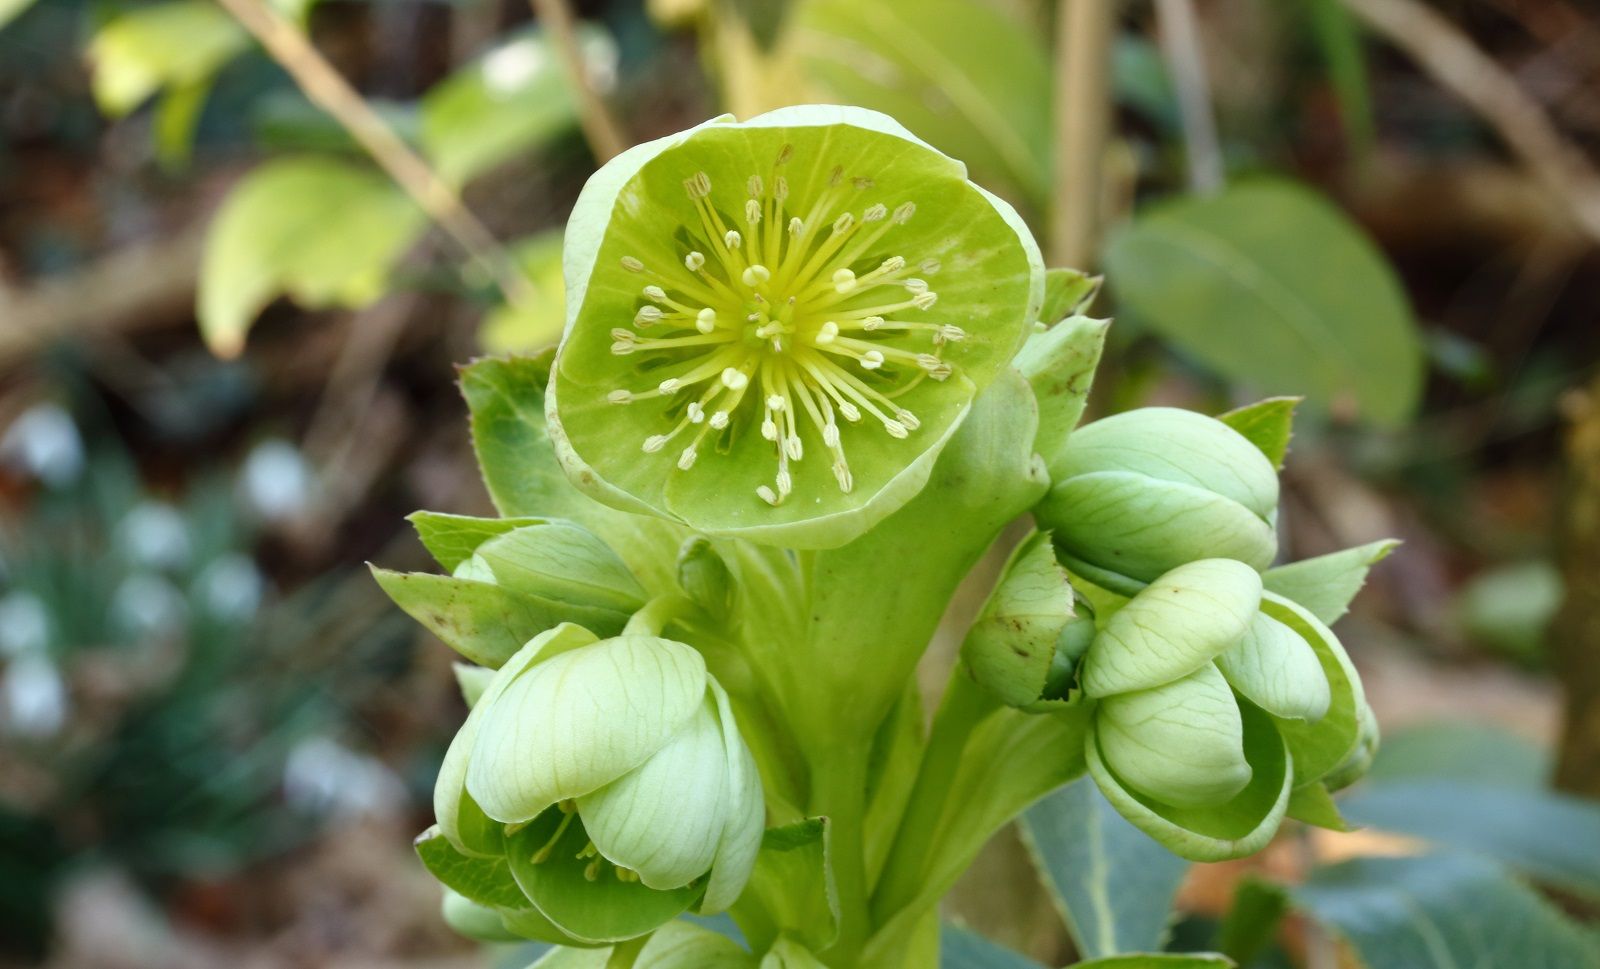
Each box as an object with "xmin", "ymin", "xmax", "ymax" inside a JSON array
[
  {"xmin": 1322, "ymin": 699, "xmax": 1379, "ymax": 792},
  {"xmin": 961, "ymin": 529, "xmax": 1077, "ymax": 708},
  {"xmin": 1096, "ymin": 663, "xmax": 1252, "ymax": 808},
  {"xmin": 468, "ymin": 520, "xmax": 647, "ymax": 612},
  {"xmin": 1042, "ymin": 472, "xmax": 1278, "ymax": 585},
  {"xmin": 1216, "ymin": 611, "xmax": 1331, "ymax": 723},
  {"xmin": 469, "ymin": 636, "xmax": 708, "ymax": 822},
  {"xmin": 1258, "ymin": 592, "xmax": 1365, "ymax": 787},
  {"xmin": 578, "ymin": 699, "xmax": 728, "ymax": 890},
  {"xmin": 453, "ymin": 662, "xmax": 495, "ymax": 708},
  {"xmin": 1055, "ymin": 407, "xmax": 1279, "ymax": 518},
  {"xmin": 1082, "ymin": 559, "xmax": 1261, "ymax": 698},
  {"xmin": 1087, "ymin": 700, "xmax": 1293, "ymax": 862},
  {"xmin": 1015, "ymin": 315, "xmax": 1110, "ymax": 479},
  {"xmin": 1263, "ymin": 539, "xmax": 1400, "ymax": 626},
  {"xmin": 528, "ymin": 922, "xmax": 757, "ymax": 968},
  {"xmin": 562, "ymin": 114, "xmax": 735, "ymax": 340},
  {"xmin": 759, "ymin": 936, "xmax": 830, "ymax": 968},
  {"xmin": 435, "ymin": 624, "xmax": 599, "ymax": 852},
  {"xmin": 701, "ymin": 680, "xmax": 766, "ymax": 913},
  {"xmin": 441, "ymin": 888, "xmax": 523, "ymax": 942}
]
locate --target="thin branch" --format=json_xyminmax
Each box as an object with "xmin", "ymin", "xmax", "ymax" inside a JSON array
[
  {"xmin": 1156, "ymin": 0, "xmax": 1224, "ymax": 194},
  {"xmin": 214, "ymin": 0, "xmax": 534, "ymax": 306},
  {"xmin": 530, "ymin": 0, "xmax": 627, "ymax": 162},
  {"xmin": 1341, "ymin": 0, "xmax": 1600, "ymax": 244},
  {"xmin": 1050, "ymin": 0, "xmax": 1119, "ymax": 268}
]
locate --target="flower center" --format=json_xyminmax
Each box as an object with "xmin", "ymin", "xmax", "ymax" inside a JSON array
[{"xmin": 605, "ymin": 148, "xmax": 963, "ymax": 507}]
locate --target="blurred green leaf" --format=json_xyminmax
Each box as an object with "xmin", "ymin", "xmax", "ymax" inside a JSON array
[
  {"xmin": 1105, "ymin": 179, "xmax": 1423, "ymax": 425},
  {"xmin": 1299, "ymin": 0, "xmax": 1373, "ymax": 151},
  {"xmin": 152, "ymin": 79, "xmax": 209, "ymax": 170},
  {"xmin": 251, "ymin": 92, "xmax": 421, "ymax": 155},
  {"xmin": 1217, "ymin": 397, "xmax": 1300, "ymax": 470},
  {"xmin": 793, "ymin": 0, "xmax": 1050, "ymax": 209},
  {"xmin": 939, "ymin": 925, "xmax": 1042, "ymax": 969},
  {"xmin": 1214, "ymin": 876, "xmax": 1289, "ymax": 967},
  {"xmin": 421, "ymin": 26, "xmax": 616, "ymax": 187},
  {"xmin": 1366, "ymin": 721, "xmax": 1549, "ymax": 787},
  {"xmin": 1455, "ymin": 560, "xmax": 1562, "ymax": 662},
  {"xmin": 198, "ymin": 157, "xmax": 427, "ymax": 357},
  {"xmin": 0, "ymin": 0, "xmax": 40, "ymax": 31},
  {"xmin": 1074, "ymin": 956, "xmax": 1234, "ymax": 968},
  {"xmin": 1341, "ymin": 780, "xmax": 1600, "ymax": 900},
  {"xmin": 86, "ymin": 1, "xmax": 246, "ymax": 116},
  {"xmin": 479, "ymin": 233, "xmax": 567, "ymax": 353},
  {"xmin": 1019, "ymin": 776, "xmax": 1189, "ymax": 958},
  {"xmin": 1295, "ymin": 853, "xmax": 1600, "ymax": 969}
]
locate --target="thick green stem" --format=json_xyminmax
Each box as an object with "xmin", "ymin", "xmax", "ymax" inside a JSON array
[
  {"xmin": 811, "ymin": 743, "xmax": 872, "ymax": 964},
  {"xmin": 870, "ymin": 668, "xmax": 999, "ymax": 923}
]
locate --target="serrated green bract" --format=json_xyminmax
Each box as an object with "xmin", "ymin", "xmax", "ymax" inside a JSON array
[{"xmin": 549, "ymin": 105, "xmax": 1043, "ymax": 548}]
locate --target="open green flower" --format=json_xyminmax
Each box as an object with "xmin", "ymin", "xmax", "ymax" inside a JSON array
[
  {"xmin": 549, "ymin": 105, "xmax": 1044, "ymax": 548},
  {"xmin": 1079, "ymin": 559, "xmax": 1365, "ymax": 861},
  {"xmin": 1035, "ymin": 407, "xmax": 1280, "ymax": 592},
  {"xmin": 434, "ymin": 623, "xmax": 763, "ymax": 943}
]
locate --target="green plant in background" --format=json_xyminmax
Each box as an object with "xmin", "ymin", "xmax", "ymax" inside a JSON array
[{"xmin": 376, "ymin": 105, "xmax": 1411, "ymax": 968}]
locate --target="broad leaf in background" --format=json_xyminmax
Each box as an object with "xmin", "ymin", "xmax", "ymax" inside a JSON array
[
  {"xmin": 1295, "ymin": 853, "xmax": 1600, "ymax": 969},
  {"xmin": 939, "ymin": 924, "xmax": 1042, "ymax": 969},
  {"xmin": 1217, "ymin": 397, "xmax": 1299, "ymax": 470},
  {"xmin": 1364, "ymin": 720, "xmax": 1549, "ymax": 787},
  {"xmin": 479, "ymin": 232, "xmax": 567, "ymax": 352},
  {"xmin": 1340, "ymin": 780, "xmax": 1600, "ymax": 900},
  {"xmin": 1074, "ymin": 956, "xmax": 1234, "ymax": 968},
  {"xmin": 198, "ymin": 157, "xmax": 427, "ymax": 357},
  {"xmin": 85, "ymin": 1, "xmax": 246, "ymax": 116},
  {"xmin": 1020, "ymin": 777, "xmax": 1189, "ymax": 959},
  {"xmin": 793, "ymin": 0, "xmax": 1050, "ymax": 210},
  {"xmin": 1105, "ymin": 179, "xmax": 1423, "ymax": 426},
  {"xmin": 0, "ymin": 0, "xmax": 38, "ymax": 30},
  {"xmin": 421, "ymin": 26, "xmax": 617, "ymax": 187}
]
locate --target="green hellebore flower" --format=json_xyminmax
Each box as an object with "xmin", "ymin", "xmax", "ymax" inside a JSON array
[
  {"xmin": 434, "ymin": 623, "xmax": 763, "ymax": 942},
  {"xmin": 548, "ymin": 105, "xmax": 1044, "ymax": 548},
  {"xmin": 1036, "ymin": 407, "xmax": 1280, "ymax": 591}
]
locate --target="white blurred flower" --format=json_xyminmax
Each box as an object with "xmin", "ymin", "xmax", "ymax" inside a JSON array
[
  {"xmin": 2, "ymin": 652, "xmax": 68, "ymax": 737},
  {"xmin": 116, "ymin": 503, "xmax": 191, "ymax": 572},
  {"xmin": 0, "ymin": 403, "xmax": 84, "ymax": 487},
  {"xmin": 483, "ymin": 38, "xmax": 544, "ymax": 95},
  {"xmin": 283, "ymin": 736, "xmax": 407, "ymax": 820},
  {"xmin": 109, "ymin": 573, "xmax": 188, "ymax": 640},
  {"xmin": 193, "ymin": 554, "xmax": 264, "ymax": 622},
  {"xmin": 0, "ymin": 591, "xmax": 52, "ymax": 657},
  {"xmin": 241, "ymin": 439, "xmax": 313, "ymax": 522}
]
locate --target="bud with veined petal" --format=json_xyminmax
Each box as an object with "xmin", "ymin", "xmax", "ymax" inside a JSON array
[
  {"xmin": 1035, "ymin": 407, "xmax": 1280, "ymax": 593},
  {"xmin": 433, "ymin": 623, "xmax": 763, "ymax": 944}
]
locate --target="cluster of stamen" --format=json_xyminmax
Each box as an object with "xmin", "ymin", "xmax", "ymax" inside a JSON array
[
  {"xmin": 528, "ymin": 800, "xmax": 642, "ymax": 883},
  {"xmin": 605, "ymin": 147, "xmax": 964, "ymax": 506}
]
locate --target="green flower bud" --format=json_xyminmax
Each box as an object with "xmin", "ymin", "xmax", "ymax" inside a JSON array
[
  {"xmin": 433, "ymin": 623, "xmax": 763, "ymax": 942},
  {"xmin": 1096, "ymin": 661, "xmax": 1251, "ymax": 807},
  {"xmin": 1036, "ymin": 407, "xmax": 1280, "ymax": 590},
  {"xmin": 961, "ymin": 530, "xmax": 1091, "ymax": 708},
  {"xmin": 549, "ymin": 105, "xmax": 1044, "ymax": 549},
  {"xmin": 1081, "ymin": 558, "xmax": 1261, "ymax": 698}
]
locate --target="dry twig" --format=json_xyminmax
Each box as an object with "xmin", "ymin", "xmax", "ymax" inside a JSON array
[
  {"xmin": 1342, "ymin": 0, "xmax": 1600, "ymax": 244},
  {"xmin": 1155, "ymin": 0, "xmax": 1224, "ymax": 195},
  {"xmin": 529, "ymin": 0, "xmax": 628, "ymax": 161},
  {"xmin": 1050, "ymin": 0, "xmax": 1119, "ymax": 267}
]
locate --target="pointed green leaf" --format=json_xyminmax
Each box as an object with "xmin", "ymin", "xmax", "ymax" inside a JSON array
[
  {"xmin": 408, "ymin": 511, "xmax": 548, "ymax": 571},
  {"xmin": 469, "ymin": 521, "xmax": 646, "ymax": 612},
  {"xmin": 1285, "ymin": 781, "xmax": 1351, "ymax": 832},
  {"xmin": 1263, "ymin": 539, "xmax": 1399, "ymax": 626},
  {"xmin": 1020, "ymin": 777, "xmax": 1189, "ymax": 958},
  {"xmin": 742, "ymin": 817, "xmax": 839, "ymax": 953},
  {"xmin": 1216, "ymin": 397, "xmax": 1300, "ymax": 470},
  {"xmin": 1039, "ymin": 268, "xmax": 1103, "ymax": 325},
  {"xmin": 1015, "ymin": 316, "xmax": 1110, "ymax": 479},
  {"xmin": 415, "ymin": 825, "xmax": 529, "ymax": 910}
]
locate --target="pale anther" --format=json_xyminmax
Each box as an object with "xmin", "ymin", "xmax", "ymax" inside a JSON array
[
  {"xmin": 839, "ymin": 401, "xmax": 862, "ymax": 421},
  {"xmin": 724, "ymin": 229, "xmax": 742, "ymax": 249},
  {"xmin": 688, "ymin": 402, "xmax": 705, "ymax": 423},
  {"xmin": 611, "ymin": 341, "xmax": 635, "ymax": 355},
  {"xmin": 721, "ymin": 367, "xmax": 748, "ymax": 389},
  {"xmin": 884, "ymin": 419, "xmax": 909, "ymax": 439},
  {"xmin": 695, "ymin": 307, "xmax": 717, "ymax": 333},
  {"xmin": 785, "ymin": 435, "xmax": 803, "ymax": 460},
  {"xmin": 757, "ymin": 485, "xmax": 779, "ymax": 505},
  {"xmin": 833, "ymin": 212, "xmax": 855, "ymax": 234},
  {"xmin": 823, "ymin": 423, "xmax": 840, "ymax": 447},
  {"xmin": 880, "ymin": 256, "xmax": 906, "ymax": 272},
  {"xmin": 766, "ymin": 394, "xmax": 785, "ymax": 411},
  {"xmin": 643, "ymin": 285, "xmax": 667, "ymax": 302},
  {"xmin": 745, "ymin": 199, "xmax": 761, "ymax": 224},
  {"xmin": 940, "ymin": 325, "xmax": 966, "ymax": 341},
  {"xmin": 920, "ymin": 259, "xmax": 941, "ymax": 274},
  {"xmin": 747, "ymin": 175, "xmax": 763, "ymax": 197},
  {"xmin": 832, "ymin": 268, "xmax": 856, "ymax": 293},
  {"xmin": 635, "ymin": 306, "xmax": 663, "ymax": 325},
  {"xmin": 893, "ymin": 202, "xmax": 916, "ymax": 223},
  {"xmin": 742, "ymin": 265, "xmax": 770, "ymax": 287},
  {"xmin": 607, "ymin": 389, "xmax": 633, "ymax": 404},
  {"xmin": 621, "ymin": 256, "xmax": 644, "ymax": 272},
  {"xmin": 761, "ymin": 418, "xmax": 778, "ymax": 440},
  {"xmin": 896, "ymin": 408, "xmax": 920, "ymax": 430},
  {"xmin": 816, "ymin": 321, "xmax": 839, "ymax": 344},
  {"xmin": 775, "ymin": 176, "xmax": 789, "ymax": 200},
  {"xmin": 904, "ymin": 278, "xmax": 929, "ymax": 295},
  {"xmin": 833, "ymin": 460, "xmax": 853, "ymax": 492},
  {"xmin": 643, "ymin": 435, "xmax": 668, "ymax": 453},
  {"xmin": 862, "ymin": 316, "xmax": 885, "ymax": 331},
  {"xmin": 864, "ymin": 203, "xmax": 888, "ymax": 222},
  {"xmin": 788, "ymin": 217, "xmax": 803, "ymax": 236},
  {"xmin": 659, "ymin": 378, "xmax": 681, "ymax": 394},
  {"xmin": 710, "ymin": 411, "xmax": 730, "ymax": 429},
  {"xmin": 916, "ymin": 353, "xmax": 943, "ymax": 371},
  {"xmin": 685, "ymin": 251, "xmax": 706, "ymax": 271},
  {"xmin": 861, "ymin": 350, "xmax": 885, "ymax": 370},
  {"xmin": 912, "ymin": 292, "xmax": 939, "ymax": 310},
  {"xmin": 611, "ymin": 328, "xmax": 635, "ymax": 342},
  {"xmin": 684, "ymin": 172, "xmax": 711, "ymax": 198},
  {"xmin": 776, "ymin": 469, "xmax": 792, "ymax": 496},
  {"xmin": 677, "ymin": 446, "xmax": 698, "ymax": 470}
]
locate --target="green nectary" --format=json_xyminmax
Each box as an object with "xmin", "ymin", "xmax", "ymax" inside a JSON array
[
  {"xmin": 434, "ymin": 623, "xmax": 764, "ymax": 944},
  {"xmin": 1036, "ymin": 407, "xmax": 1281, "ymax": 590},
  {"xmin": 549, "ymin": 105, "xmax": 1044, "ymax": 548}
]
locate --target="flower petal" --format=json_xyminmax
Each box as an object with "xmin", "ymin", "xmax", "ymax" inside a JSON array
[
  {"xmin": 1216, "ymin": 610, "xmax": 1331, "ymax": 722},
  {"xmin": 1096, "ymin": 662, "xmax": 1252, "ymax": 807}
]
